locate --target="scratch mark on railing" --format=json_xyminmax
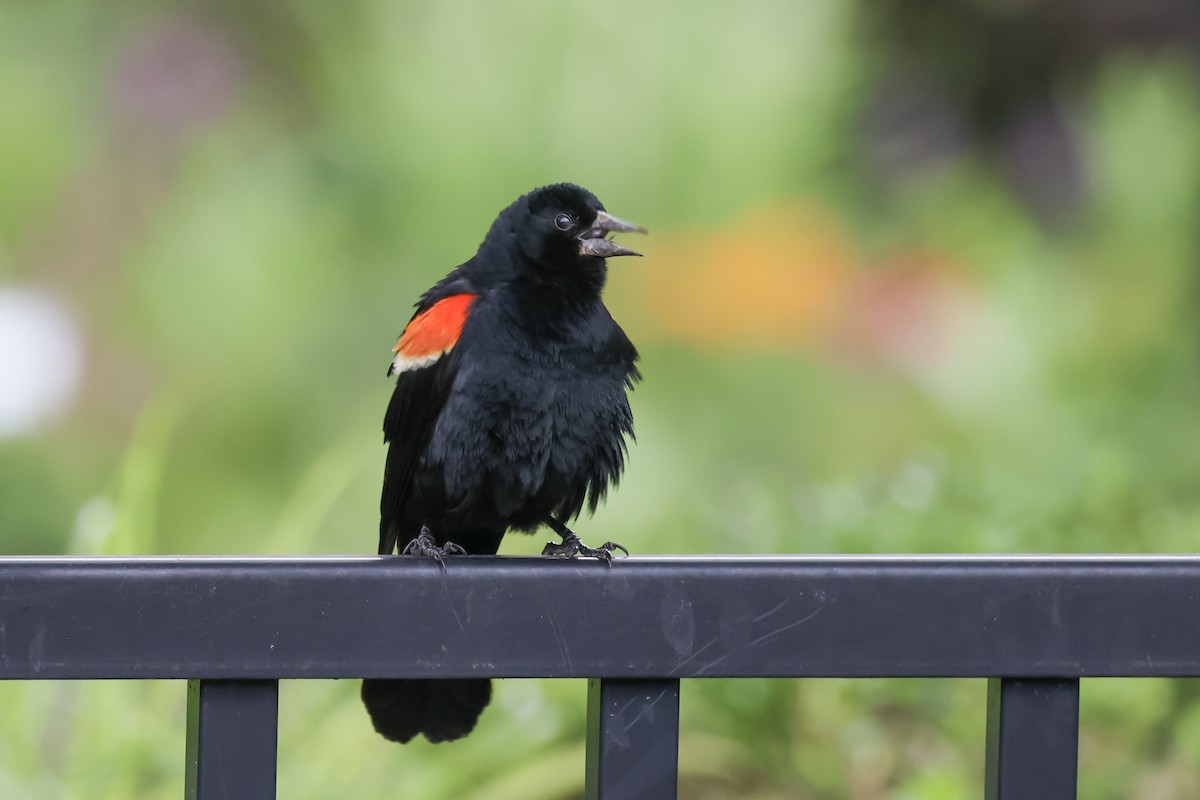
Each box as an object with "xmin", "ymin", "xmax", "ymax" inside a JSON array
[
  {"xmin": 539, "ymin": 588, "xmax": 573, "ymax": 671},
  {"xmin": 668, "ymin": 635, "xmax": 721, "ymax": 676},
  {"xmin": 748, "ymin": 604, "xmax": 825, "ymax": 649},
  {"xmin": 750, "ymin": 598, "xmax": 790, "ymax": 623}
]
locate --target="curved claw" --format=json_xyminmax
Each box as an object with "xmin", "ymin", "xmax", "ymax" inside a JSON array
[
  {"xmin": 401, "ymin": 528, "xmax": 466, "ymax": 570},
  {"xmin": 542, "ymin": 534, "xmax": 629, "ymax": 566}
]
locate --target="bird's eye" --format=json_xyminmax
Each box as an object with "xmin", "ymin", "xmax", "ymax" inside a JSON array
[{"xmin": 554, "ymin": 213, "xmax": 573, "ymax": 231}]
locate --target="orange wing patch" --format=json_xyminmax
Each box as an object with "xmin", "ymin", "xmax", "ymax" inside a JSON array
[{"xmin": 389, "ymin": 294, "xmax": 477, "ymax": 376}]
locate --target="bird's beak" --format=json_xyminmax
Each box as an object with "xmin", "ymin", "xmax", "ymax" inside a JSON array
[{"xmin": 578, "ymin": 210, "xmax": 647, "ymax": 258}]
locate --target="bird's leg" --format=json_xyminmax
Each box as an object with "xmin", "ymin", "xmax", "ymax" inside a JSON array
[
  {"xmin": 402, "ymin": 525, "xmax": 467, "ymax": 566},
  {"xmin": 540, "ymin": 515, "xmax": 629, "ymax": 565}
]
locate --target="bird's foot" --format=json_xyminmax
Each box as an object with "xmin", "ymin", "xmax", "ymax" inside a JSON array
[
  {"xmin": 541, "ymin": 533, "xmax": 629, "ymax": 565},
  {"xmin": 402, "ymin": 527, "xmax": 466, "ymax": 568}
]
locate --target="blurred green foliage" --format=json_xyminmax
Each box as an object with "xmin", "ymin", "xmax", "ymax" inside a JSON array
[{"xmin": 1, "ymin": 0, "xmax": 1199, "ymax": 797}]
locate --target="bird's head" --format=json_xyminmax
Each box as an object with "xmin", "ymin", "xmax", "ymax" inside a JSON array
[{"xmin": 478, "ymin": 184, "xmax": 646, "ymax": 293}]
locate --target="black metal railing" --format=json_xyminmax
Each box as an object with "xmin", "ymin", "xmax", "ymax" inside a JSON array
[{"xmin": 3, "ymin": 555, "xmax": 1199, "ymax": 799}]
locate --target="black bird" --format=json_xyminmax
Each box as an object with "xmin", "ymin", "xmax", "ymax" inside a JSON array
[{"xmin": 361, "ymin": 183, "xmax": 645, "ymax": 744}]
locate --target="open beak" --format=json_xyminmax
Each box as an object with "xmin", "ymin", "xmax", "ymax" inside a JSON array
[{"xmin": 578, "ymin": 210, "xmax": 647, "ymax": 258}]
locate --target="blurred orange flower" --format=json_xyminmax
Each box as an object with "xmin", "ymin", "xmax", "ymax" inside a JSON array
[
  {"xmin": 621, "ymin": 198, "xmax": 980, "ymax": 373},
  {"xmin": 630, "ymin": 200, "xmax": 858, "ymax": 349}
]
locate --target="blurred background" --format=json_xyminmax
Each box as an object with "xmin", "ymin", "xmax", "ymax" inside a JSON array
[{"xmin": 2, "ymin": 0, "xmax": 1199, "ymax": 797}]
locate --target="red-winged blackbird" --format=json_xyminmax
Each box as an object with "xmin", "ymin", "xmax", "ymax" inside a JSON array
[{"xmin": 361, "ymin": 183, "xmax": 645, "ymax": 744}]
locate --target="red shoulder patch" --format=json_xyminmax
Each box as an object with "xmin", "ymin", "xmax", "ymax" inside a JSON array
[{"xmin": 389, "ymin": 293, "xmax": 477, "ymax": 375}]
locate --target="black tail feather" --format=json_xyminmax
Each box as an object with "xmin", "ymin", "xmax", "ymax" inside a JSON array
[{"xmin": 361, "ymin": 678, "xmax": 492, "ymax": 744}]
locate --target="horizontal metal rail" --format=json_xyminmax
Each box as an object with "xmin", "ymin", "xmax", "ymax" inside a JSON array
[
  {"xmin": 3, "ymin": 555, "xmax": 1198, "ymax": 799},
  {"xmin": 2, "ymin": 555, "xmax": 1199, "ymax": 679}
]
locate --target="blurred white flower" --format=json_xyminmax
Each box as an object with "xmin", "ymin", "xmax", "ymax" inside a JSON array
[{"xmin": 0, "ymin": 287, "xmax": 84, "ymax": 438}]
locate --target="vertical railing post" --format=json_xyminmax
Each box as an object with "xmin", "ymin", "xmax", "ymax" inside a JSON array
[
  {"xmin": 185, "ymin": 679, "xmax": 279, "ymax": 800},
  {"xmin": 984, "ymin": 677, "xmax": 1079, "ymax": 800},
  {"xmin": 585, "ymin": 678, "xmax": 681, "ymax": 800}
]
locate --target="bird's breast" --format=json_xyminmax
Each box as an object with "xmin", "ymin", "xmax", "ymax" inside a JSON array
[{"xmin": 429, "ymin": 339, "xmax": 632, "ymax": 516}]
